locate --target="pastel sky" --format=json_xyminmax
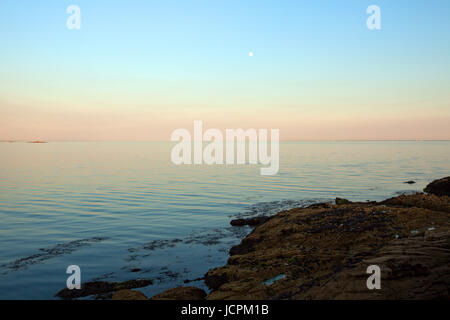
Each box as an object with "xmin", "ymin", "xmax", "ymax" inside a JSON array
[{"xmin": 1, "ymin": 0, "xmax": 449, "ymax": 141}]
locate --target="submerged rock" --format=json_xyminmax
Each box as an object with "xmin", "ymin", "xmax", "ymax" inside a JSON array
[
  {"xmin": 183, "ymin": 276, "xmax": 204, "ymax": 284},
  {"xmin": 230, "ymin": 216, "xmax": 269, "ymax": 227},
  {"xmin": 424, "ymin": 176, "xmax": 450, "ymax": 196},
  {"xmin": 55, "ymin": 279, "xmax": 152, "ymax": 299}
]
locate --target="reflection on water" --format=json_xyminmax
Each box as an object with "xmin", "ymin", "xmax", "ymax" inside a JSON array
[{"xmin": 0, "ymin": 141, "xmax": 449, "ymax": 299}]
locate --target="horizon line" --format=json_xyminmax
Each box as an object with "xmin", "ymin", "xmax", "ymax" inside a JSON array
[{"xmin": 2, "ymin": 139, "xmax": 450, "ymax": 143}]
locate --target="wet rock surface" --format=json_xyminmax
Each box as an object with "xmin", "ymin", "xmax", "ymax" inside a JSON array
[
  {"xmin": 55, "ymin": 279, "xmax": 153, "ymax": 299},
  {"xmin": 307, "ymin": 230, "xmax": 450, "ymax": 299},
  {"xmin": 230, "ymin": 216, "xmax": 270, "ymax": 227},
  {"xmin": 112, "ymin": 289, "xmax": 148, "ymax": 300},
  {"xmin": 424, "ymin": 176, "xmax": 450, "ymax": 197},
  {"xmin": 204, "ymin": 192, "xmax": 450, "ymax": 300},
  {"xmin": 150, "ymin": 286, "xmax": 207, "ymax": 300}
]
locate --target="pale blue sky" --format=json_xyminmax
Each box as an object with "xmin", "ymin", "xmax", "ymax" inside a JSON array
[{"xmin": 1, "ymin": 1, "xmax": 449, "ymax": 140}]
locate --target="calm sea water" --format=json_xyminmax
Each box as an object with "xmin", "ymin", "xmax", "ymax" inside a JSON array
[{"xmin": 0, "ymin": 141, "xmax": 449, "ymax": 299}]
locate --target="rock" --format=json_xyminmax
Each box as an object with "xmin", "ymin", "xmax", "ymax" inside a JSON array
[
  {"xmin": 55, "ymin": 279, "xmax": 153, "ymax": 299},
  {"xmin": 229, "ymin": 236, "xmax": 263, "ymax": 256},
  {"xmin": 183, "ymin": 276, "xmax": 204, "ymax": 284},
  {"xmin": 112, "ymin": 289, "xmax": 147, "ymax": 300},
  {"xmin": 306, "ymin": 230, "xmax": 450, "ymax": 299},
  {"xmin": 424, "ymin": 176, "xmax": 450, "ymax": 196},
  {"xmin": 151, "ymin": 286, "xmax": 207, "ymax": 300},
  {"xmin": 307, "ymin": 202, "xmax": 332, "ymax": 209},
  {"xmin": 230, "ymin": 216, "xmax": 269, "ymax": 227},
  {"xmin": 335, "ymin": 197, "xmax": 351, "ymax": 205},
  {"xmin": 114, "ymin": 279, "xmax": 153, "ymax": 291},
  {"xmin": 404, "ymin": 180, "xmax": 416, "ymax": 184},
  {"xmin": 205, "ymin": 269, "xmax": 230, "ymax": 290},
  {"xmin": 204, "ymin": 193, "xmax": 450, "ymax": 300},
  {"xmin": 381, "ymin": 193, "xmax": 450, "ymax": 213},
  {"xmin": 56, "ymin": 281, "xmax": 116, "ymax": 299}
]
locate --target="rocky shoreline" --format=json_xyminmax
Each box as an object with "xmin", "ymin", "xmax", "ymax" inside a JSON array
[
  {"xmin": 58, "ymin": 177, "xmax": 450, "ymax": 300},
  {"xmin": 203, "ymin": 192, "xmax": 449, "ymax": 299}
]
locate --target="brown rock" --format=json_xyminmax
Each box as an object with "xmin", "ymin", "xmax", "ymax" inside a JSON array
[
  {"xmin": 112, "ymin": 289, "xmax": 147, "ymax": 300},
  {"xmin": 230, "ymin": 216, "xmax": 269, "ymax": 227},
  {"xmin": 304, "ymin": 230, "xmax": 450, "ymax": 299},
  {"xmin": 424, "ymin": 176, "xmax": 450, "ymax": 196},
  {"xmin": 335, "ymin": 197, "xmax": 351, "ymax": 205},
  {"xmin": 151, "ymin": 286, "xmax": 207, "ymax": 300},
  {"xmin": 55, "ymin": 279, "xmax": 153, "ymax": 299},
  {"xmin": 205, "ymin": 193, "xmax": 450, "ymax": 300},
  {"xmin": 381, "ymin": 192, "xmax": 450, "ymax": 213},
  {"xmin": 205, "ymin": 269, "xmax": 230, "ymax": 290}
]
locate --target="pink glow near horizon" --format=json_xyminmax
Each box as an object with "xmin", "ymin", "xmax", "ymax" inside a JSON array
[{"xmin": 1, "ymin": 102, "xmax": 449, "ymax": 141}]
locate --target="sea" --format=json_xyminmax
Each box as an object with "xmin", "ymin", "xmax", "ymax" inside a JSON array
[{"xmin": 0, "ymin": 141, "xmax": 449, "ymax": 299}]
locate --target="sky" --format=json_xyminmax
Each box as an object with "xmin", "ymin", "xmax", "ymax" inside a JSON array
[{"xmin": 0, "ymin": 0, "xmax": 449, "ymax": 141}]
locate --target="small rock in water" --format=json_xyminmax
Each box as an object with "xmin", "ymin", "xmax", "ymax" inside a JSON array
[
  {"xmin": 183, "ymin": 276, "xmax": 204, "ymax": 284},
  {"xmin": 404, "ymin": 181, "xmax": 416, "ymax": 184},
  {"xmin": 230, "ymin": 216, "xmax": 269, "ymax": 227},
  {"xmin": 335, "ymin": 198, "xmax": 351, "ymax": 205}
]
